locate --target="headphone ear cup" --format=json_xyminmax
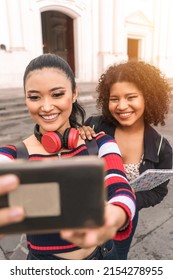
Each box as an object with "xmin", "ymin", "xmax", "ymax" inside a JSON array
[
  {"xmin": 63, "ymin": 128, "xmax": 79, "ymax": 150},
  {"xmin": 41, "ymin": 132, "xmax": 63, "ymax": 153}
]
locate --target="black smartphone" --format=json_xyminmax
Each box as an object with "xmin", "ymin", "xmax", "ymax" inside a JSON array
[{"xmin": 0, "ymin": 156, "xmax": 105, "ymax": 234}]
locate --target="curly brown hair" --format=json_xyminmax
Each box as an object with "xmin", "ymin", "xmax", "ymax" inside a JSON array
[{"xmin": 96, "ymin": 60, "xmax": 171, "ymax": 126}]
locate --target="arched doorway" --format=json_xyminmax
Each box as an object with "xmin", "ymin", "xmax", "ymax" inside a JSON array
[{"xmin": 41, "ymin": 11, "xmax": 75, "ymax": 74}]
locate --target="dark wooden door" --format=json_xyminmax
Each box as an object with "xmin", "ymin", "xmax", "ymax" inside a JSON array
[{"xmin": 41, "ymin": 11, "xmax": 75, "ymax": 74}]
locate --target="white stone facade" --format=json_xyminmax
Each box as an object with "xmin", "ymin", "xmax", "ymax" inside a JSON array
[{"xmin": 0, "ymin": 0, "xmax": 173, "ymax": 90}]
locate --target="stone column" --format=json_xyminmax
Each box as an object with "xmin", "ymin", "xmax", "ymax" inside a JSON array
[
  {"xmin": 98, "ymin": 0, "xmax": 114, "ymax": 74},
  {"xmin": 0, "ymin": 0, "xmax": 10, "ymax": 49},
  {"xmin": 6, "ymin": 0, "xmax": 24, "ymax": 50},
  {"xmin": 152, "ymin": 0, "xmax": 173, "ymax": 76},
  {"xmin": 112, "ymin": 0, "xmax": 127, "ymax": 61}
]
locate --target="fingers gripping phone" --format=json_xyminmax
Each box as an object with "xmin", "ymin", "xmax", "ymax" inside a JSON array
[{"xmin": 0, "ymin": 156, "xmax": 105, "ymax": 234}]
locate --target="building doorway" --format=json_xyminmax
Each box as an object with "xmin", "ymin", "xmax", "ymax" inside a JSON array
[
  {"xmin": 127, "ymin": 38, "xmax": 140, "ymax": 61},
  {"xmin": 41, "ymin": 11, "xmax": 75, "ymax": 74}
]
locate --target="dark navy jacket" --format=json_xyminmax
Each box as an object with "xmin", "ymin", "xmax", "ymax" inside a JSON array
[{"xmin": 85, "ymin": 115, "xmax": 173, "ymax": 211}]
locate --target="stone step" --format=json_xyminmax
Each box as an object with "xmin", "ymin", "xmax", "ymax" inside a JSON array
[
  {"xmin": 0, "ymin": 95, "xmax": 26, "ymax": 120},
  {"xmin": 0, "ymin": 96, "xmax": 29, "ymax": 121},
  {"xmin": 0, "ymin": 108, "xmax": 29, "ymax": 117},
  {"xmin": 0, "ymin": 101, "xmax": 26, "ymax": 111},
  {"xmin": 0, "ymin": 113, "xmax": 30, "ymax": 123},
  {"xmin": 0, "ymin": 96, "xmax": 25, "ymax": 103}
]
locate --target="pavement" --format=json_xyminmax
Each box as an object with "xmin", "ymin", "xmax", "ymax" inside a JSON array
[{"xmin": 0, "ymin": 87, "xmax": 173, "ymax": 260}]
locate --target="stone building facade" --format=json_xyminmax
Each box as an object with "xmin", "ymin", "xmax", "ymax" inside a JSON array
[{"xmin": 0, "ymin": 0, "xmax": 173, "ymax": 90}]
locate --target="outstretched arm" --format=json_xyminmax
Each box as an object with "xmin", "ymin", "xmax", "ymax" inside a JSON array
[{"xmin": 60, "ymin": 133, "xmax": 136, "ymax": 248}]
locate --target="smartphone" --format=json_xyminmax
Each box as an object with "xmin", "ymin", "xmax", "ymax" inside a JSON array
[{"xmin": 0, "ymin": 156, "xmax": 105, "ymax": 234}]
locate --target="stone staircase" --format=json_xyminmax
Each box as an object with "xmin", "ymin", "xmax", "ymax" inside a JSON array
[
  {"xmin": 0, "ymin": 96, "xmax": 29, "ymax": 122},
  {"xmin": 0, "ymin": 88, "xmax": 29, "ymax": 124}
]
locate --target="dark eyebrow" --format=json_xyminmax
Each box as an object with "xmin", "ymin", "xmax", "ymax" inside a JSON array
[
  {"xmin": 110, "ymin": 92, "xmax": 138, "ymax": 97},
  {"xmin": 27, "ymin": 90, "xmax": 40, "ymax": 94},
  {"xmin": 50, "ymin": 87, "xmax": 65, "ymax": 92},
  {"xmin": 26, "ymin": 87, "xmax": 65, "ymax": 94},
  {"xmin": 125, "ymin": 93, "xmax": 138, "ymax": 96}
]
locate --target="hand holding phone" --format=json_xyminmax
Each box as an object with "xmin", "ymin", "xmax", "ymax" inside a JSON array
[{"xmin": 0, "ymin": 156, "xmax": 105, "ymax": 234}]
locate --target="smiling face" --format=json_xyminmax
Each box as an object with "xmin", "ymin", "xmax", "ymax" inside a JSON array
[
  {"xmin": 25, "ymin": 67, "xmax": 78, "ymax": 135},
  {"xmin": 108, "ymin": 82, "xmax": 145, "ymax": 128}
]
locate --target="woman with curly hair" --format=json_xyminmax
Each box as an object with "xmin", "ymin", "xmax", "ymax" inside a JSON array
[{"xmin": 79, "ymin": 60, "xmax": 172, "ymax": 259}]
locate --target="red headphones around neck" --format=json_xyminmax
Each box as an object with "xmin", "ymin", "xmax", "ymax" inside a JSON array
[{"xmin": 34, "ymin": 124, "xmax": 79, "ymax": 153}]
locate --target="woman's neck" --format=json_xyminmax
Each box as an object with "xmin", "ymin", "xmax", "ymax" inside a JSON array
[
  {"xmin": 116, "ymin": 119, "xmax": 145, "ymax": 134},
  {"xmin": 115, "ymin": 120, "xmax": 145, "ymax": 164}
]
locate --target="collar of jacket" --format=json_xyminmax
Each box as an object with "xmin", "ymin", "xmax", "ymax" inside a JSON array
[
  {"xmin": 143, "ymin": 124, "xmax": 160, "ymax": 163},
  {"xmin": 101, "ymin": 118, "xmax": 160, "ymax": 164}
]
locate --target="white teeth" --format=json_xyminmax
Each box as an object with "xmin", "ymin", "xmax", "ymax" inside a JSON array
[
  {"xmin": 42, "ymin": 114, "xmax": 58, "ymax": 120},
  {"xmin": 119, "ymin": 113, "xmax": 131, "ymax": 117}
]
